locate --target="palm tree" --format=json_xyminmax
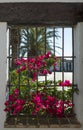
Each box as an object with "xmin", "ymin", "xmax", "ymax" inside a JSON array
[{"xmin": 19, "ymin": 27, "xmax": 60, "ymax": 57}]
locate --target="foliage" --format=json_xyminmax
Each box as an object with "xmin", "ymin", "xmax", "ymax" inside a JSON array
[
  {"xmin": 4, "ymin": 52, "xmax": 76, "ymax": 117},
  {"xmin": 20, "ymin": 27, "xmax": 60, "ymax": 57}
]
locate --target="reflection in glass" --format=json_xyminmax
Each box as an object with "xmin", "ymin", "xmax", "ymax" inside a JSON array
[
  {"xmin": 55, "ymin": 28, "xmax": 62, "ymax": 56},
  {"xmin": 64, "ymin": 73, "xmax": 72, "ymax": 83},
  {"xmin": 56, "ymin": 72, "xmax": 62, "ymax": 81},
  {"xmin": 64, "ymin": 28, "xmax": 72, "ymax": 56}
]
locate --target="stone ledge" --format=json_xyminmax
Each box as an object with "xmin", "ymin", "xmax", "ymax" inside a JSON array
[{"xmin": 4, "ymin": 116, "xmax": 81, "ymax": 128}]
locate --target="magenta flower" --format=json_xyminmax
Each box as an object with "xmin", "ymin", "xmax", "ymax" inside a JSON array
[
  {"xmin": 4, "ymin": 107, "xmax": 10, "ymax": 112},
  {"xmin": 28, "ymin": 57, "xmax": 35, "ymax": 63},
  {"xmin": 32, "ymin": 72, "xmax": 37, "ymax": 81},
  {"xmin": 16, "ymin": 66, "xmax": 26, "ymax": 73},
  {"xmin": 13, "ymin": 105, "xmax": 23, "ymax": 115},
  {"xmin": 64, "ymin": 80, "xmax": 72, "ymax": 86},
  {"xmin": 4, "ymin": 101, "xmax": 9, "ymax": 106},
  {"xmin": 42, "ymin": 69, "xmax": 48, "ymax": 75},
  {"xmin": 42, "ymin": 61, "xmax": 47, "ymax": 66},
  {"xmin": 59, "ymin": 80, "xmax": 72, "ymax": 86},
  {"xmin": 21, "ymin": 58, "xmax": 27, "ymax": 63},
  {"xmin": 14, "ymin": 88, "xmax": 19, "ymax": 95},
  {"xmin": 4, "ymin": 52, "xmax": 73, "ymax": 117},
  {"xmin": 15, "ymin": 99, "xmax": 25, "ymax": 105},
  {"xmin": 15, "ymin": 59, "xmax": 22, "ymax": 66},
  {"xmin": 45, "ymin": 51, "xmax": 51, "ymax": 58},
  {"xmin": 38, "ymin": 54, "xmax": 46, "ymax": 60}
]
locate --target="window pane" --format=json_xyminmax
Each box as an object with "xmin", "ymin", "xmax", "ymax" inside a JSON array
[
  {"xmin": 6, "ymin": 25, "xmax": 75, "ymax": 121},
  {"xmin": 64, "ymin": 28, "xmax": 72, "ymax": 56},
  {"xmin": 64, "ymin": 72, "xmax": 72, "ymax": 83},
  {"xmin": 46, "ymin": 27, "xmax": 53, "ymax": 53},
  {"xmin": 55, "ymin": 28, "xmax": 62, "ymax": 56},
  {"xmin": 56, "ymin": 72, "xmax": 62, "ymax": 81}
]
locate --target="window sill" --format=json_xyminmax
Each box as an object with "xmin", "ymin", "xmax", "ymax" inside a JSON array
[{"xmin": 4, "ymin": 115, "xmax": 81, "ymax": 128}]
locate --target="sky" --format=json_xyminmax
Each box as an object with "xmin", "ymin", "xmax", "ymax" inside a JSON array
[{"xmin": 55, "ymin": 27, "xmax": 72, "ymax": 57}]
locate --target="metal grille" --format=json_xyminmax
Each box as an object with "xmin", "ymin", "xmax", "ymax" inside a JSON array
[{"xmin": 6, "ymin": 25, "xmax": 78, "ymax": 126}]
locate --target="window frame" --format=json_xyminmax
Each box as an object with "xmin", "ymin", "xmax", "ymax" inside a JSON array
[{"xmin": 4, "ymin": 25, "xmax": 80, "ymax": 128}]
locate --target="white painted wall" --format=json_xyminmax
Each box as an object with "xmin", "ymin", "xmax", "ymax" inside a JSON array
[
  {"xmin": 0, "ymin": 0, "xmax": 83, "ymax": 3},
  {"xmin": 74, "ymin": 23, "xmax": 83, "ymax": 126},
  {"xmin": 0, "ymin": 22, "xmax": 7, "ymax": 129},
  {"xmin": 0, "ymin": 22, "xmax": 83, "ymax": 130}
]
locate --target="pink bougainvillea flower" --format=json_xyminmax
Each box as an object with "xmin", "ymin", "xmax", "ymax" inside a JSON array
[
  {"xmin": 16, "ymin": 66, "xmax": 26, "ymax": 73},
  {"xmin": 4, "ymin": 101, "xmax": 9, "ymax": 106},
  {"xmin": 32, "ymin": 95, "xmax": 41, "ymax": 105},
  {"xmin": 20, "ymin": 66, "xmax": 26, "ymax": 71},
  {"xmin": 59, "ymin": 81, "xmax": 66, "ymax": 86},
  {"xmin": 15, "ymin": 99, "xmax": 25, "ymax": 105},
  {"xmin": 32, "ymin": 72, "xmax": 37, "ymax": 81},
  {"xmin": 28, "ymin": 57, "xmax": 35, "ymax": 63},
  {"xmin": 21, "ymin": 58, "xmax": 27, "ymax": 63},
  {"xmin": 4, "ymin": 52, "xmax": 73, "ymax": 117},
  {"xmin": 38, "ymin": 54, "xmax": 46, "ymax": 60},
  {"xmin": 13, "ymin": 105, "xmax": 23, "ymax": 115},
  {"xmin": 42, "ymin": 69, "xmax": 48, "ymax": 75},
  {"xmin": 48, "ymin": 70, "xmax": 52, "ymax": 74},
  {"xmin": 4, "ymin": 107, "xmax": 10, "ymax": 112},
  {"xmin": 45, "ymin": 51, "xmax": 51, "ymax": 58},
  {"xmin": 54, "ymin": 56, "xmax": 57, "ymax": 61},
  {"xmin": 15, "ymin": 59, "xmax": 22, "ymax": 66},
  {"xmin": 35, "ymin": 60, "xmax": 42, "ymax": 69},
  {"xmin": 59, "ymin": 80, "xmax": 72, "ymax": 86},
  {"xmin": 42, "ymin": 61, "xmax": 47, "ymax": 67},
  {"xmin": 13, "ymin": 88, "xmax": 19, "ymax": 95},
  {"xmin": 9, "ymin": 95, "xmax": 15, "ymax": 101},
  {"xmin": 64, "ymin": 80, "xmax": 72, "ymax": 86}
]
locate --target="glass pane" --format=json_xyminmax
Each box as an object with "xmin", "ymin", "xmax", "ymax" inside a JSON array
[
  {"xmin": 19, "ymin": 47, "xmax": 28, "ymax": 57},
  {"xmin": 64, "ymin": 73, "xmax": 72, "ymax": 83},
  {"xmin": 37, "ymin": 27, "xmax": 45, "ymax": 55},
  {"xmin": 38, "ymin": 75, "xmax": 45, "ymax": 82},
  {"xmin": 64, "ymin": 58, "xmax": 73, "ymax": 72},
  {"xmin": 10, "ymin": 45, "xmax": 12, "ymax": 57},
  {"xmin": 64, "ymin": 28, "xmax": 72, "ymax": 56},
  {"xmin": 46, "ymin": 27, "xmax": 53, "ymax": 54},
  {"xmin": 56, "ymin": 72, "xmax": 62, "ymax": 81},
  {"xmin": 55, "ymin": 28, "xmax": 62, "ymax": 56},
  {"xmin": 47, "ymin": 72, "xmax": 54, "ymax": 81}
]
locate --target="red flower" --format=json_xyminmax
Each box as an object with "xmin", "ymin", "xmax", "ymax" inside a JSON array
[
  {"xmin": 4, "ymin": 101, "xmax": 9, "ymax": 106},
  {"xmin": 42, "ymin": 69, "xmax": 48, "ymax": 75},
  {"xmin": 45, "ymin": 51, "xmax": 51, "ymax": 58},
  {"xmin": 13, "ymin": 105, "xmax": 23, "ymax": 115},
  {"xmin": 59, "ymin": 80, "xmax": 72, "ymax": 86},
  {"xmin": 4, "ymin": 107, "xmax": 10, "ymax": 112}
]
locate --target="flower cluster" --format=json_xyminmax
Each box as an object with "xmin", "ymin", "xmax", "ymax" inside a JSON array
[
  {"xmin": 15, "ymin": 51, "xmax": 58, "ymax": 81},
  {"xmin": 59, "ymin": 80, "xmax": 72, "ymax": 86},
  {"xmin": 4, "ymin": 89, "xmax": 73, "ymax": 117},
  {"xmin": 4, "ymin": 51, "xmax": 73, "ymax": 117},
  {"xmin": 4, "ymin": 88, "xmax": 25, "ymax": 115}
]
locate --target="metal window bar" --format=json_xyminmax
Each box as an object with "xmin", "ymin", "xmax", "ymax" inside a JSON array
[
  {"xmin": 72, "ymin": 27, "xmax": 74, "ymax": 112},
  {"xmin": 45, "ymin": 27, "xmax": 47, "ymax": 84},
  {"xmin": 7, "ymin": 25, "xmax": 75, "ymax": 118},
  {"xmin": 36, "ymin": 27, "xmax": 39, "ymax": 92},
  {"xmin": 62, "ymin": 27, "xmax": 65, "ymax": 115},
  {"xmin": 53, "ymin": 27, "xmax": 56, "ymax": 95},
  {"xmin": 17, "ymin": 27, "xmax": 21, "ymax": 94}
]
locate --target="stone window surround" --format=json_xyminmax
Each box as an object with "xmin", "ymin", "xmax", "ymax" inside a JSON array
[{"xmin": 0, "ymin": 2, "xmax": 83, "ymax": 129}]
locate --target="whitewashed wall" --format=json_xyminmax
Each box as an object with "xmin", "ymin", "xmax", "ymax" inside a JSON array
[
  {"xmin": 0, "ymin": 0, "xmax": 83, "ymax": 3},
  {"xmin": 74, "ymin": 23, "xmax": 83, "ymax": 125},
  {"xmin": 0, "ymin": 22, "xmax": 83, "ymax": 130},
  {"xmin": 0, "ymin": 22, "xmax": 83, "ymax": 129}
]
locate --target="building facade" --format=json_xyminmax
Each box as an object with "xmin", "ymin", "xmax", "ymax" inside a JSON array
[{"xmin": 0, "ymin": 0, "xmax": 83, "ymax": 130}]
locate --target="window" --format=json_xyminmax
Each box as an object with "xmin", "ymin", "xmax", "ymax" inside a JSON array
[{"xmin": 4, "ymin": 25, "xmax": 80, "ymax": 128}]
